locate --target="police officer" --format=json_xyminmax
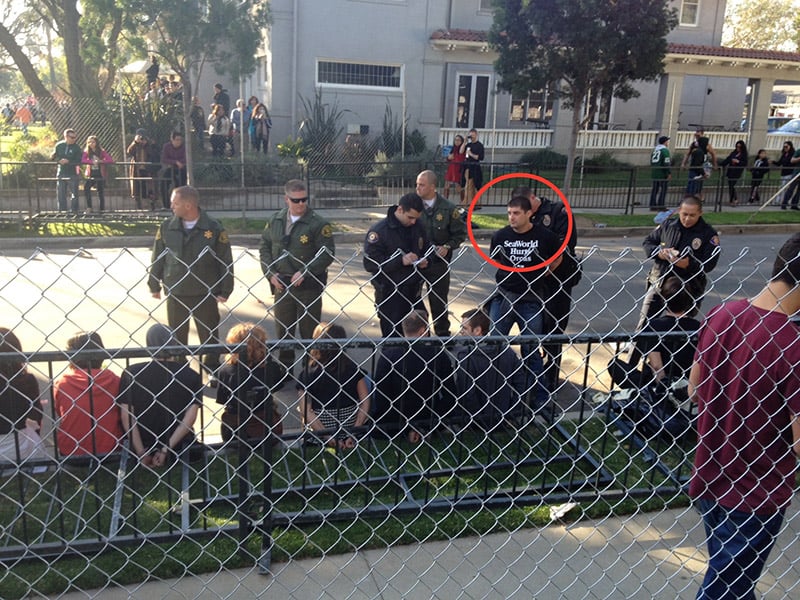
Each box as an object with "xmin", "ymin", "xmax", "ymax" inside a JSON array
[
  {"xmin": 260, "ymin": 179, "xmax": 335, "ymax": 376},
  {"xmin": 149, "ymin": 185, "xmax": 234, "ymax": 373},
  {"xmin": 639, "ymin": 194, "xmax": 720, "ymax": 329},
  {"xmin": 364, "ymin": 193, "xmax": 430, "ymax": 338},
  {"xmin": 416, "ymin": 170, "xmax": 467, "ymax": 337},
  {"xmin": 513, "ymin": 186, "xmax": 581, "ymax": 392}
]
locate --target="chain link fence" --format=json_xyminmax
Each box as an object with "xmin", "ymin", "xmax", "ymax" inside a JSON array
[{"xmin": 0, "ymin": 233, "xmax": 797, "ymax": 598}]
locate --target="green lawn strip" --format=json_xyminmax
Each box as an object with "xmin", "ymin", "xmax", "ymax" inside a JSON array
[{"xmin": 0, "ymin": 420, "xmax": 694, "ymax": 598}]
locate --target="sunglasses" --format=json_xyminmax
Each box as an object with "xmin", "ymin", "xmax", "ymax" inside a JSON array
[{"xmin": 288, "ymin": 196, "xmax": 308, "ymax": 204}]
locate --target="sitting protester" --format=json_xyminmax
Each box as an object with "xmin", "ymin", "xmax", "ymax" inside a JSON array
[
  {"xmin": 53, "ymin": 331, "xmax": 122, "ymax": 457},
  {"xmin": 453, "ymin": 309, "xmax": 528, "ymax": 430},
  {"xmin": 118, "ymin": 324, "xmax": 202, "ymax": 468},
  {"xmin": 610, "ymin": 276, "xmax": 701, "ymax": 392}
]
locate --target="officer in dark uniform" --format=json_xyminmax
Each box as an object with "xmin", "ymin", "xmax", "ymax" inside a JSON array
[
  {"xmin": 639, "ymin": 194, "xmax": 721, "ymax": 329},
  {"xmin": 364, "ymin": 193, "xmax": 430, "ymax": 338},
  {"xmin": 513, "ymin": 186, "xmax": 581, "ymax": 392},
  {"xmin": 416, "ymin": 170, "xmax": 467, "ymax": 337},
  {"xmin": 149, "ymin": 185, "xmax": 234, "ymax": 373},
  {"xmin": 260, "ymin": 179, "xmax": 335, "ymax": 375}
]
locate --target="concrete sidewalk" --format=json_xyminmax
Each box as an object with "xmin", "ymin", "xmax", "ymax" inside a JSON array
[{"xmin": 56, "ymin": 503, "xmax": 800, "ymax": 599}]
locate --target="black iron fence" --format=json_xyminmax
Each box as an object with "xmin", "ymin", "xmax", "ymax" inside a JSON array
[{"xmin": 0, "ymin": 159, "xmax": 789, "ymax": 216}]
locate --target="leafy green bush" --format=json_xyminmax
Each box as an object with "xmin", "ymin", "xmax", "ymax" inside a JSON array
[
  {"xmin": 520, "ymin": 149, "xmax": 568, "ymax": 168},
  {"xmin": 577, "ymin": 150, "xmax": 633, "ymax": 173}
]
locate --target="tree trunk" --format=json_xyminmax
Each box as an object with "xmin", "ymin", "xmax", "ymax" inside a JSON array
[
  {"xmin": 0, "ymin": 24, "xmax": 52, "ymax": 101},
  {"xmin": 181, "ymin": 77, "xmax": 195, "ymax": 185}
]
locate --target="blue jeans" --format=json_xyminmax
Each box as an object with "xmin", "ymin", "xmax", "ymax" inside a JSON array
[
  {"xmin": 57, "ymin": 173, "xmax": 80, "ymax": 212},
  {"xmin": 696, "ymin": 498, "xmax": 784, "ymax": 600},
  {"xmin": 488, "ymin": 294, "xmax": 547, "ymax": 408}
]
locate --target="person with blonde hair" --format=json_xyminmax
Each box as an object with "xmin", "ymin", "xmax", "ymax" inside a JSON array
[
  {"xmin": 297, "ymin": 322, "xmax": 370, "ymax": 450},
  {"xmin": 216, "ymin": 323, "xmax": 283, "ymax": 444}
]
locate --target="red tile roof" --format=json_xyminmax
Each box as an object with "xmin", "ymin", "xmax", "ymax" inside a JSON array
[
  {"xmin": 667, "ymin": 43, "xmax": 800, "ymax": 62},
  {"xmin": 430, "ymin": 29, "xmax": 800, "ymax": 63},
  {"xmin": 430, "ymin": 29, "xmax": 488, "ymax": 43}
]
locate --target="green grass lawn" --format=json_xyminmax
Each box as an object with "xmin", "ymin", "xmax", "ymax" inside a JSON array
[{"xmin": 0, "ymin": 419, "xmax": 691, "ymax": 598}]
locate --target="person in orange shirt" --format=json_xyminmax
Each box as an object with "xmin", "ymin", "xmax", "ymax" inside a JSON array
[
  {"xmin": 53, "ymin": 332, "xmax": 122, "ymax": 457},
  {"xmin": 14, "ymin": 105, "xmax": 32, "ymax": 135}
]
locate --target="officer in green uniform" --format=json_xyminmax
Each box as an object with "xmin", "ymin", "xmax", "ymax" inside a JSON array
[
  {"xmin": 148, "ymin": 185, "xmax": 234, "ymax": 373},
  {"xmin": 259, "ymin": 179, "xmax": 335, "ymax": 375},
  {"xmin": 415, "ymin": 170, "xmax": 467, "ymax": 336}
]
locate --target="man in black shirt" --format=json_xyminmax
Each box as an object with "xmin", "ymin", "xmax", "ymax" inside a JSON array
[
  {"xmin": 364, "ymin": 193, "xmax": 430, "ymax": 337},
  {"xmin": 488, "ymin": 196, "xmax": 562, "ymax": 409},
  {"xmin": 463, "ymin": 129, "xmax": 485, "ymax": 204}
]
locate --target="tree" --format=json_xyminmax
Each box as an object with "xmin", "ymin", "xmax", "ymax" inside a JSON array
[
  {"xmin": 722, "ymin": 0, "xmax": 798, "ymax": 52},
  {"xmin": 489, "ymin": 0, "xmax": 677, "ymax": 192},
  {"xmin": 141, "ymin": 0, "xmax": 270, "ymax": 183}
]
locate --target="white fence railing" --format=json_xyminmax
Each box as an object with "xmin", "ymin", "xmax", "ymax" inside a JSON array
[{"xmin": 438, "ymin": 127, "xmax": 800, "ymax": 155}]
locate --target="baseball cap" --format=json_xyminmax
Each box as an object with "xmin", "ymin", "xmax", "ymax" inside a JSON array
[
  {"xmin": 135, "ymin": 128, "xmax": 147, "ymax": 137},
  {"xmin": 658, "ymin": 135, "xmax": 670, "ymax": 144}
]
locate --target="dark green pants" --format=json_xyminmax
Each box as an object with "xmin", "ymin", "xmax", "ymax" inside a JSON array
[
  {"xmin": 273, "ymin": 286, "xmax": 323, "ymax": 371},
  {"xmin": 167, "ymin": 294, "xmax": 221, "ymax": 370}
]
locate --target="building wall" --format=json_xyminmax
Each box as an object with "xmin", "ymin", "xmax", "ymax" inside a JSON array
[{"xmin": 259, "ymin": 0, "xmax": 742, "ymax": 158}]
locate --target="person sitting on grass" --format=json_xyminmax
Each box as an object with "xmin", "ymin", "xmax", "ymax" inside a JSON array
[
  {"xmin": 53, "ymin": 331, "xmax": 122, "ymax": 457},
  {"xmin": 297, "ymin": 322, "xmax": 370, "ymax": 451}
]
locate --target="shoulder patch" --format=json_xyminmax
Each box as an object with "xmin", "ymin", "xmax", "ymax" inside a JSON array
[
  {"xmin": 452, "ymin": 208, "xmax": 460, "ymax": 220},
  {"xmin": 155, "ymin": 227, "xmax": 162, "ymax": 241},
  {"xmin": 367, "ymin": 231, "xmax": 379, "ymax": 244},
  {"xmin": 711, "ymin": 235, "xmax": 720, "ymax": 246},
  {"xmin": 219, "ymin": 230, "xmax": 229, "ymax": 244},
  {"xmin": 321, "ymin": 224, "xmax": 333, "ymax": 238},
  {"xmin": 542, "ymin": 214, "xmax": 552, "ymax": 228}
]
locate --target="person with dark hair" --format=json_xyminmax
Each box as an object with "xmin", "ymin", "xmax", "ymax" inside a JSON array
[
  {"xmin": 719, "ymin": 139, "xmax": 748, "ymax": 205},
  {"xmin": 297, "ymin": 322, "xmax": 370, "ymax": 450},
  {"xmin": 190, "ymin": 97, "xmax": 206, "ymax": 150},
  {"xmin": 148, "ymin": 185, "xmax": 234, "ymax": 375},
  {"xmin": 260, "ymin": 179, "xmax": 334, "ymax": 379},
  {"xmin": 212, "ymin": 83, "xmax": 230, "ymax": 116},
  {"xmin": 216, "ymin": 323, "xmax": 283, "ymax": 445},
  {"xmin": 488, "ymin": 195, "xmax": 562, "ymax": 409},
  {"xmin": 609, "ymin": 276, "xmax": 700, "ymax": 390},
  {"xmin": 688, "ymin": 232, "xmax": 800, "ymax": 599},
  {"xmin": 0, "ymin": 328, "xmax": 47, "ymax": 463},
  {"xmin": 748, "ymin": 148, "xmax": 769, "ymax": 204},
  {"xmin": 682, "ymin": 129, "xmax": 717, "ymax": 196},
  {"xmin": 649, "ymin": 136, "xmax": 672, "ymax": 211},
  {"xmin": 145, "ymin": 55, "xmax": 160, "ymax": 85},
  {"xmin": 159, "ymin": 131, "xmax": 187, "ymax": 210},
  {"xmin": 127, "ymin": 128, "xmax": 157, "ymax": 210},
  {"xmin": 416, "ymin": 170, "xmax": 467, "ymax": 337},
  {"xmin": 364, "ymin": 193, "xmax": 431, "ymax": 338},
  {"xmin": 51, "ymin": 129, "xmax": 82, "ymax": 213},
  {"xmin": 511, "ymin": 185, "xmax": 580, "ymax": 392},
  {"xmin": 373, "ymin": 310, "xmax": 453, "ymax": 443},
  {"xmin": 249, "ymin": 103, "xmax": 272, "ymax": 154},
  {"xmin": 453, "ymin": 309, "xmax": 527, "ymax": 430},
  {"xmin": 639, "ymin": 195, "xmax": 720, "ymax": 329},
  {"xmin": 462, "ymin": 128, "xmax": 485, "ymax": 206},
  {"xmin": 772, "ymin": 141, "xmax": 795, "ymax": 209},
  {"xmin": 118, "ymin": 324, "xmax": 202, "ymax": 468},
  {"xmin": 81, "ymin": 135, "xmax": 114, "ymax": 213},
  {"xmin": 53, "ymin": 331, "xmax": 122, "ymax": 457}
]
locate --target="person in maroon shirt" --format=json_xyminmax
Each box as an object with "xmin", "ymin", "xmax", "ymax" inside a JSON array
[
  {"xmin": 688, "ymin": 232, "xmax": 800, "ymax": 600},
  {"xmin": 159, "ymin": 131, "xmax": 187, "ymax": 209}
]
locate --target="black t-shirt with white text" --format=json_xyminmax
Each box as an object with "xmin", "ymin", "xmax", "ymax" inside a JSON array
[{"xmin": 490, "ymin": 224, "xmax": 561, "ymax": 298}]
